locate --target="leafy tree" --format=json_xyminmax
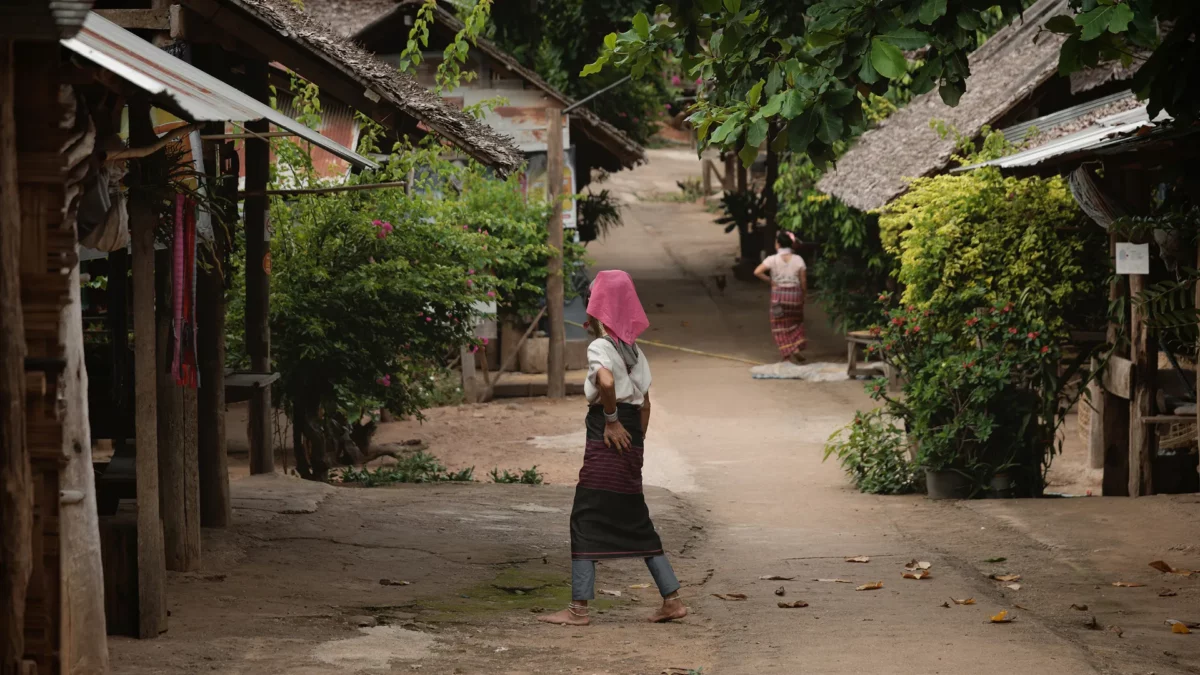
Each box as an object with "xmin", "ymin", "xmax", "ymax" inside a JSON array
[
  {"xmin": 582, "ymin": 1, "xmax": 1197, "ymax": 166},
  {"xmin": 486, "ymin": 0, "xmax": 678, "ymax": 144}
]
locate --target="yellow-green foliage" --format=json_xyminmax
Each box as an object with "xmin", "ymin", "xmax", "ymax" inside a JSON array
[{"xmin": 879, "ymin": 166, "xmax": 1103, "ymax": 331}]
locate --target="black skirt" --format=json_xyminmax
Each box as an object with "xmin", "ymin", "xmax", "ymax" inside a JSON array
[{"xmin": 569, "ymin": 404, "xmax": 664, "ymax": 561}]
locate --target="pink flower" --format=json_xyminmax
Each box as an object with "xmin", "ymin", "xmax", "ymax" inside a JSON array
[
  {"xmin": 671, "ymin": 75, "xmax": 681, "ymax": 87},
  {"xmin": 665, "ymin": 103, "xmax": 673, "ymax": 110},
  {"xmin": 467, "ymin": 269, "xmax": 475, "ymax": 275},
  {"xmin": 376, "ymin": 231, "xmax": 387, "ymax": 239},
  {"xmin": 466, "ymin": 279, "xmax": 474, "ymax": 287},
  {"xmin": 425, "ymin": 317, "xmax": 432, "ymax": 322},
  {"xmin": 462, "ymin": 225, "xmax": 468, "ymax": 230},
  {"xmin": 376, "ymin": 374, "xmax": 391, "ymax": 387},
  {"xmin": 695, "ymin": 77, "xmax": 702, "ymax": 85},
  {"xmin": 487, "ymin": 290, "xmax": 496, "ymax": 298},
  {"xmin": 619, "ymin": 111, "xmax": 627, "ymax": 117},
  {"xmin": 372, "ymin": 219, "xmax": 383, "ymax": 226},
  {"xmin": 481, "ymin": 337, "xmax": 489, "ymax": 346}
]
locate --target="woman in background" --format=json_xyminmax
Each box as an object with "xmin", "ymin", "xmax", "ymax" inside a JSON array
[
  {"xmin": 538, "ymin": 270, "xmax": 687, "ymax": 626},
  {"xmin": 755, "ymin": 231, "xmax": 808, "ymax": 363}
]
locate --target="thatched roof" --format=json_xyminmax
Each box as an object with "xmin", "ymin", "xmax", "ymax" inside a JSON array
[
  {"xmin": 352, "ymin": 0, "xmax": 646, "ymax": 171},
  {"xmin": 817, "ymin": 0, "xmax": 1070, "ymax": 212},
  {"xmin": 181, "ymin": 0, "xmax": 523, "ymax": 174},
  {"xmin": 301, "ymin": 0, "xmax": 397, "ymax": 37}
]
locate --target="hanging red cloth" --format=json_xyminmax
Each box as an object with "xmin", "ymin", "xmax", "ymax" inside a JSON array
[{"xmin": 171, "ymin": 194, "xmax": 199, "ymax": 388}]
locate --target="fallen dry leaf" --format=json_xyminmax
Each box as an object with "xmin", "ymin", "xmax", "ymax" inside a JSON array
[
  {"xmin": 856, "ymin": 581, "xmax": 884, "ymax": 591},
  {"xmin": 1166, "ymin": 620, "xmax": 1196, "ymax": 634},
  {"xmin": 940, "ymin": 601, "xmax": 951, "ymax": 608},
  {"xmin": 902, "ymin": 570, "xmax": 932, "ymax": 580},
  {"xmin": 1109, "ymin": 625, "xmax": 1124, "ymax": 638},
  {"xmin": 990, "ymin": 610, "xmax": 1013, "ymax": 623},
  {"xmin": 777, "ymin": 600, "xmax": 809, "ymax": 609},
  {"xmin": 904, "ymin": 560, "xmax": 933, "ymax": 571},
  {"xmin": 990, "ymin": 574, "xmax": 1021, "ymax": 582},
  {"xmin": 1070, "ymin": 603, "xmax": 1089, "ymax": 611},
  {"xmin": 1149, "ymin": 560, "xmax": 1194, "ymax": 576},
  {"xmin": 630, "ymin": 583, "xmax": 651, "ymax": 590},
  {"xmin": 846, "ymin": 556, "xmax": 871, "ymax": 563},
  {"xmin": 774, "ymin": 586, "xmax": 786, "ymax": 597},
  {"xmin": 951, "ymin": 598, "xmax": 976, "ymax": 606},
  {"xmin": 1159, "ymin": 589, "xmax": 1178, "ymax": 597},
  {"xmin": 712, "ymin": 593, "xmax": 747, "ymax": 601},
  {"xmin": 1013, "ymin": 604, "xmax": 1029, "ymax": 611},
  {"xmin": 984, "ymin": 557, "xmax": 1007, "ymax": 563},
  {"xmin": 814, "ymin": 578, "xmax": 853, "ymax": 584},
  {"xmin": 759, "ymin": 575, "xmax": 795, "ymax": 581},
  {"xmin": 1006, "ymin": 583, "xmax": 1022, "ymax": 591},
  {"xmin": 1112, "ymin": 581, "xmax": 1146, "ymax": 588},
  {"xmin": 379, "ymin": 579, "xmax": 411, "ymax": 586},
  {"xmin": 599, "ymin": 589, "xmax": 622, "ymax": 598}
]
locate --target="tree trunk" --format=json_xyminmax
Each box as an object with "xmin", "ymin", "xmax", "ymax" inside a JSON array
[
  {"xmin": 763, "ymin": 126, "xmax": 780, "ymax": 258},
  {"xmin": 58, "ymin": 264, "xmax": 109, "ymax": 675},
  {"xmin": 0, "ymin": 37, "xmax": 33, "ymax": 675}
]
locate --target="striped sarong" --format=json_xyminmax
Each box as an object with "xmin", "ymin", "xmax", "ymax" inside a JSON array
[
  {"xmin": 570, "ymin": 404, "xmax": 664, "ymax": 561},
  {"xmin": 770, "ymin": 284, "xmax": 807, "ymax": 360}
]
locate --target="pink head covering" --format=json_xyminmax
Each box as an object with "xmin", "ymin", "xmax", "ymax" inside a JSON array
[{"xmin": 587, "ymin": 270, "xmax": 650, "ymax": 344}]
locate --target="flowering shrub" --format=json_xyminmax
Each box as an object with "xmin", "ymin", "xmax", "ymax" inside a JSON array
[
  {"xmin": 823, "ymin": 408, "xmax": 918, "ymax": 495},
  {"xmin": 858, "ymin": 297, "xmax": 1088, "ymax": 495}
]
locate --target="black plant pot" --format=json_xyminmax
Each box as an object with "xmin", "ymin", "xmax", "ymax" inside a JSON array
[
  {"xmin": 988, "ymin": 472, "xmax": 1016, "ymax": 498},
  {"xmin": 924, "ymin": 469, "xmax": 973, "ymax": 500}
]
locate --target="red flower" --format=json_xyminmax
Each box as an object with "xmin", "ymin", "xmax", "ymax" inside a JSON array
[
  {"xmin": 964, "ymin": 361, "xmax": 975, "ymax": 369},
  {"xmin": 1002, "ymin": 303, "xmax": 1013, "ymax": 314},
  {"xmin": 1027, "ymin": 331, "xmax": 1039, "ymax": 340},
  {"xmin": 869, "ymin": 326, "xmax": 882, "ymax": 336},
  {"xmin": 1040, "ymin": 345, "xmax": 1050, "ymax": 354},
  {"xmin": 966, "ymin": 317, "xmax": 980, "ymax": 327},
  {"xmin": 911, "ymin": 325, "xmax": 921, "ymax": 333},
  {"xmin": 1008, "ymin": 327, "xmax": 1018, "ymax": 335}
]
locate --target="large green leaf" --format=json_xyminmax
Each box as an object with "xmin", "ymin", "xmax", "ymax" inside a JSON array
[
  {"xmin": 760, "ymin": 91, "xmax": 786, "ymax": 118},
  {"xmin": 1075, "ymin": 4, "xmax": 1132, "ymax": 41},
  {"xmin": 815, "ymin": 106, "xmax": 844, "ymax": 144},
  {"xmin": 745, "ymin": 117, "xmax": 769, "ymax": 148},
  {"xmin": 918, "ymin": 0, "xmax": 947, "ymax": 25},
  {"xmin": 880, "ymin": 27, "xmax": 930, "ymax": 50},
  {"xmin": 787, "ymin": 109, "xmax": 819, "ymax": 152},
  {"xmin": 724, "ymin": 0, "xmax": 742, "ymax": 14},
  {"xmin": 710, "ymin": 112, "xmax": 745, "ymax": 145},
  {"xmin": 632, "ymin": 12, "xmax": 651, "ymax": 40},
  {"xmin": 746, "ymin": 78, "xmax": 765, "ymax": 106},
  {"xmin": 870, "ymin": 38, "xmax": 907, "ymax": 79}
]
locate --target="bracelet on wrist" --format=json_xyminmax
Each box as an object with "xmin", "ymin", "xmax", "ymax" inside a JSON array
[{"xmin": 604, "ymin": 408, "xmax": 619, "ymax": 424}]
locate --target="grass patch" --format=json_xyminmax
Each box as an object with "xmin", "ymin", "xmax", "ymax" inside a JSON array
[
  {"xmin": 336, "ymin": 451, "xmax": 475, "ymax": 486},
  {"xmin": 415, "ymin": 567, "xmax": 618, "ymax": 623}
]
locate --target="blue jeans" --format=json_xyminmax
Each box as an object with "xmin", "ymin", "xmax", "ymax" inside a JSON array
[{"xmin": 571, "ymin": 555, "xmax": 681, "ymax": 601}]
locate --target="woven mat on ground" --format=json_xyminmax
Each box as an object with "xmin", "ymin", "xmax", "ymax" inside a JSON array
[{"xmin": 750, "ymin": 362, "xmax": 850, "ymax": 382}]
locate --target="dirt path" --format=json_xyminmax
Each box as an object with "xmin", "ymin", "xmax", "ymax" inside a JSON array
[
  {"xmin": 591, "ymin": 149, "xmax": 1200, "ymax": 675},
  {"xmin": 110, "ymin": 150, "xmax": 1199, "ymax": 675}
]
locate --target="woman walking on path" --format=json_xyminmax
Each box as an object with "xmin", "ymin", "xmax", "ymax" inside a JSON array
[
  {"xmin": 755, "ymin": 231, "xmax": 808, "ymax": 363},
  {"xmin": 538, "ymin": 270, "xmax": 688, "ymax": 627}
]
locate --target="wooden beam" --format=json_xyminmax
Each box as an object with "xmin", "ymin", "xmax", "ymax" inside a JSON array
[
  {"xmin": 1101, "ymin": 355, "xmax": 1133, "ymax": 400},
  {"xmin": 128, "ymin": 100, "xmax": 168, "ymax": 639},
  {"xmin": 243, "ymin": 59, "xmax": 274, "ymax": 475},
  {"xmin": 1101, "ymin": 244, "xmax": 1130, "ymax": 496},
  {"xmin": 0, "ymin": 38, "xmax": 33, "ymax": 675},
  {"xmin": 545, "ymin": 110, "xmax": 565, "ymax": 400},
  {"xmin": 93, "ymin": 9, "xmax": 171, "ymax": 31},
  {"xmin": 1128, "ymin": 272, "xmax": 1156, "ymax": 497}
]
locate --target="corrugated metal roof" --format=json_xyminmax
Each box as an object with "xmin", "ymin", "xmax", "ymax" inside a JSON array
[
  {"xmin": 956, "ymin": 105, "xmax": 1167, "ymax": 173},
  {"xmin": 62, "ymin": 12, "xmax": 377, "ymax": 169},
  {"xmin": 1001, "ymin": 91, "xmax": 1134, "ymax": 144}
]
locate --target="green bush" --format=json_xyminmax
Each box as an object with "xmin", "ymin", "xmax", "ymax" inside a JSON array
[{"xmin": 824, "ymin": 408, "xmax": 918, "ymax": 495}]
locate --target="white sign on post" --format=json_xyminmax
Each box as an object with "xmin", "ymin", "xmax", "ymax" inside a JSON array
[{"xmin": 1115, "ymin": 242, "xmax": 1150, "ymax": 275}]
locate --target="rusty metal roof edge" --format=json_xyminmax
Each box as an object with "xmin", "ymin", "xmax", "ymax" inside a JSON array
[{"xmin": 63, "ymin": 12, "xmax": 377, "ymax": 170}]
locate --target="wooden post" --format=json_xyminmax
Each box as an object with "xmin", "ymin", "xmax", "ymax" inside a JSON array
[
  {"xmin": 155, "ymin": 250, "xmax": 200, "ymax": 572},
  {"xmin": 59, "ymin": 263, "xmax": 110, "ymax": 674},
  {"xmin": 128, "ymin": 101, "xmax": 167, "ymax": 638},
  {"xmin": 0, "ymin": 38, "xmax": 33, "ymax": 674},
  {"xmin": 197, "ymin": 124, "xmax": 229, "ymax": 526},
  {"xmin": 460, "ymin": 346, "xmax": 478, "ymax": 403},
  {"xmin": 545, "ymin": 110, "xmax": 566, "ymax": 399},
  {"xmin": 244, "ymin": 59, "xmax": 274, "ymax": 474},
  {"xmin": 1128, "ymin": 271, "xmax": 1156, "ymax": 497}
]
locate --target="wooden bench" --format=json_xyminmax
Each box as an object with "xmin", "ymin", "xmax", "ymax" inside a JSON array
[{"xmin": 846, "ymin": 330, "xmax": 899, "ymax": 388}]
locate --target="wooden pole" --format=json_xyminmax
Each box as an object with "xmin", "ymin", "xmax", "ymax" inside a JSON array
[
  {"xmin": 0, "ymin": 38, "xmax": 33, "ymax": 674},
  {"xmin": 128, "ymin": 100, "xmax": 168, "ymax": 638},
  {"xmin": 197, "ymin": 124, "xmax": 230, "ymax": 527},
  {"xmin": 1128, "ymin": 271, "xmax": 1156, "ymax": 497},
  {"xmin": 244, "ymin": 59, "xmax": 274, "ymax": 475},
  {"xmin": 545, "ymin": 110, "xmax": 566, "ymax": 399},
  {"xmin": 1091, "ymin": 235, "xmax": 1120, "ymax": 472},
  {"xmin": 58, "ymin": 263, "xmax": 111, "ymax": 674}
]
